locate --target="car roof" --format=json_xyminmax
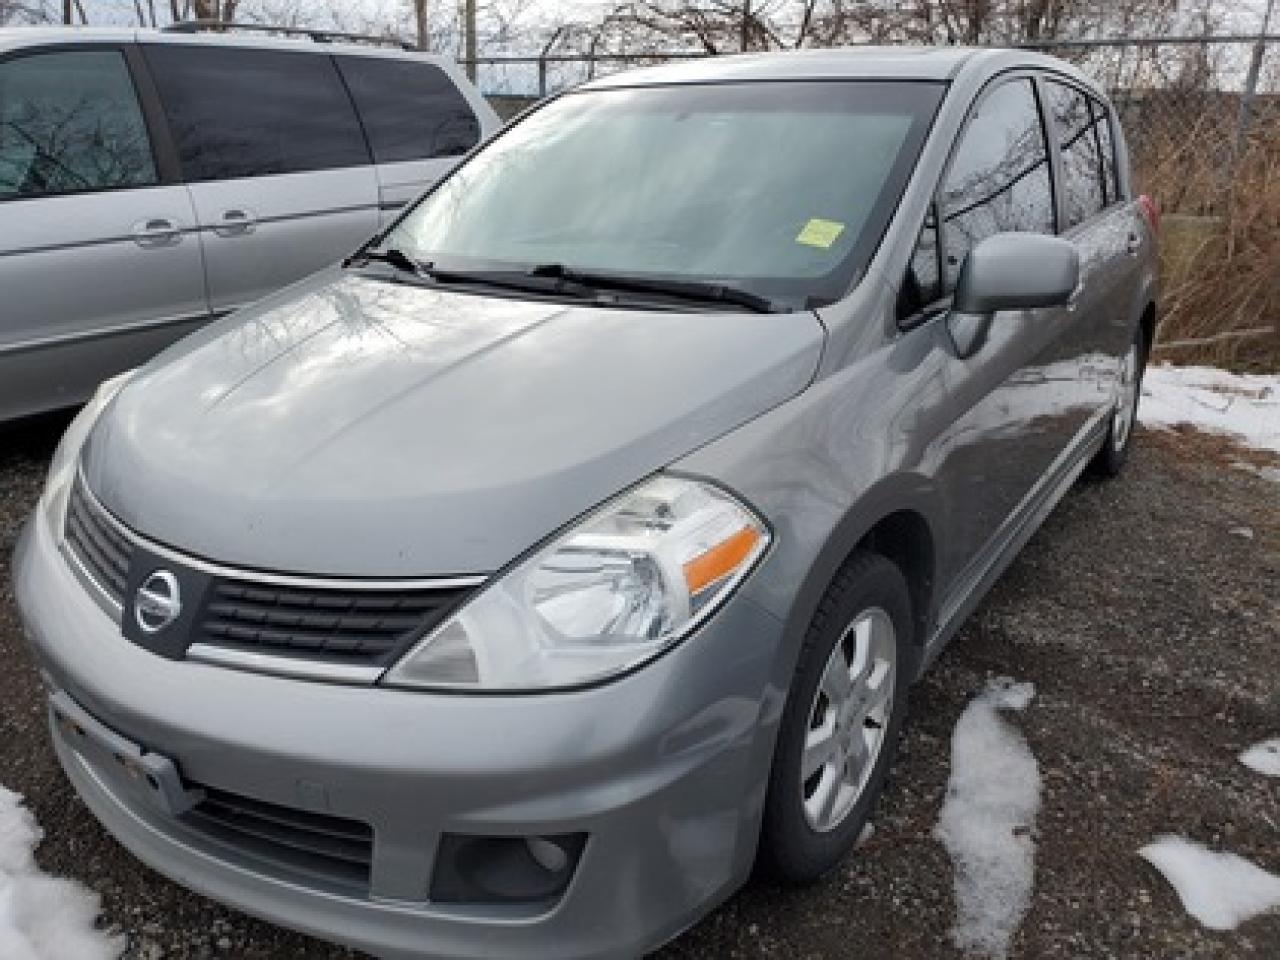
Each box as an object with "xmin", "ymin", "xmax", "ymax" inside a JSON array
[
  {"xmin": 0, "ymin": 25, "xmax": 447, "ymax": 63},
  {"xmin": 580, "ymin": 45, "xmax": 1095, "ymax": 92}
]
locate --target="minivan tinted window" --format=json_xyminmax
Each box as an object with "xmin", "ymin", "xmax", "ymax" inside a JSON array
[
  {"xmin": 0, "ymin": 50, "xmax": 157, "ymax": 199},
  {"xmin": 143, "ymin": 45, "xmax": 369, "ymax": 181},
  {"xmin": 1045, "ymin": 81, "xmax": 1106, "ymax": 229},
  {"xmin": 936, "ymin": 78, "xmax": 1055, "ymax": 294},
  {"xmin": 385, "ymin": 81, "xmax": 943, "ymax": 311},
  {"xmin": 337, "ymin": 57, "xmax": 480, "ymax": 162}
]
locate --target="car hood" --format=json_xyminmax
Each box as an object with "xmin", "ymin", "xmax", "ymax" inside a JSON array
[{"xmin": 83, "ymin": 270, "xmax": 824, "ymax": 576}]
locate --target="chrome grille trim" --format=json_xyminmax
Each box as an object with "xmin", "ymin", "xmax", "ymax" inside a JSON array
[{"xmin": 186, "ymin": 644, "xmax": 387, "ymax": 684}]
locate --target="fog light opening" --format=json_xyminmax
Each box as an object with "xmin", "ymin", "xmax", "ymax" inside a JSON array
[{"xmin": 430, "ymin": 832, "xmax": 587, "ymax": 906}]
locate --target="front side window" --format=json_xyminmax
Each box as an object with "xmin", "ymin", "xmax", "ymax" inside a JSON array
[
  {"xmin": 337, "ymin": 57, "xmax": 481, "ymax": 162},
  {"xmin": 0, "ymin": 50, "xmax": 156, "ymax": 200},
  {"xmin": 1046, "ymin": 81, "xmax": 1106, "ymax": 230},
  {"xmin": 383, "ymin": 81, "xmax": 943, "ymax": 310},
  {"xmin": 143, "ymin": 45, "xmax": 369, "ymax": 181},
  {"xmin": 936, "ymin": 78, "xmax": 1055, "ymax": 294}
]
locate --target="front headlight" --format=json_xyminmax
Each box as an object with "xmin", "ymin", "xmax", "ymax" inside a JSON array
[
  {"xmin": 383, "ymin": 475, "xmax": 770, "ymax": 692},
  {"xmin": 43, "ymin": 369, "xmax": 136, "ymax": 534}
]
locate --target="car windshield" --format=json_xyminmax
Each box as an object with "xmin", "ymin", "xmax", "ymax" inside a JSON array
[{"xmin": 381, "ymin": 80, "xmax": 944, "ymax": 311}]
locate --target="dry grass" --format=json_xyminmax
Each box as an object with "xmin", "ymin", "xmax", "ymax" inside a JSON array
[{"xmin": 1134, "ymin": 108, "xmax": 1280, "ymax": 372}]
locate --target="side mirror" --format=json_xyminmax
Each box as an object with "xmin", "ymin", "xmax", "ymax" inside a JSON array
[{"xmin": 948, "ymin": 233, "xmax": 1080, "ymax": 358}]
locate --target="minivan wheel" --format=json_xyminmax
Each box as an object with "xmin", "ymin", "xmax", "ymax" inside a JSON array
[
  {"xmin": 1093, "ymin": 325, "xmax": 1148, "ymax": 478},
  {"xmin": 759, "ymin": 551, "xmax": 912, "ymax": 883}
]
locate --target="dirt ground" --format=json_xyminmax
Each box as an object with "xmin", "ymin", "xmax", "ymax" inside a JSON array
[{"xmin": 1, "ymin": 416, "xmax": 1277, "ymax": 960}]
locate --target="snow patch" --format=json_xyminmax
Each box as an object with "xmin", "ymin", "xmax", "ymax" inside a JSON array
[
  {"xmin": 1139, "ymin": 364, "xmax": 1280, "ymax": 460},
  {"xmin": 1241, "ymin": 739, "xmax": 1280, "ymax": 777},
  {"xmin": 934, "ymin": 678, "xmax": 1041, "ymax": 959},
  {"xmin": 0, "ymin": 786, "xmax": 122, "ymax": 960},
  {"xmin": 1140, "ymin": 836, "xmax": 1280, "ymax": 931}
]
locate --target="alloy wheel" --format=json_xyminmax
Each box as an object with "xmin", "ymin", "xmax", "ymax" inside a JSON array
[
  {"xmin": 800, "ymin": 607, "xmax": 897, "ymax": 833},
  {"xmin": 1112, "ymin": 341, "xmax": 1140, "ymax": 452}
]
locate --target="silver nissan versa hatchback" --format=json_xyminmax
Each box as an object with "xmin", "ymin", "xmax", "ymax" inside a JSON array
[{"xmin": 14, "ymin": 46, "xmax": 1158, "ymax": 959}]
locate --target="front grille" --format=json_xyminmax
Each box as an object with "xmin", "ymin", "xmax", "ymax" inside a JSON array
[
  {"xmin": 182, "ymin": 785, "xmax": 373, "ymax": 894},
  {"xmin": 195, "ymin": 579, "xmax": 471, "ymax": 665},
  {"xmin": 64, "ymin": 474, "xmax": 130, "ymax": 609},
  {"xmin": 63, "ymin": 467, "xmax": 480, "ymax": 676}
]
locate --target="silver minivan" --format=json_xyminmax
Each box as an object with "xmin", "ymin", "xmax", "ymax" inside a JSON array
[
  {"xmin": 14, "ymin": 45, "xmax": 1157, "ymax": 960},
  {"xmin": 0, "ymin": 24, "xmax": 498, "ymax": 421}
]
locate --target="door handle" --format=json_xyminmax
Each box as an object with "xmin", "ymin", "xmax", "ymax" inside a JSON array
[
  {"xmin": 212, "ymin": 207, "xmax": 257, "ymax": 237},
  {"xmin": 131, "ymin": 217, "xmax": 181, "ymax": 247}
]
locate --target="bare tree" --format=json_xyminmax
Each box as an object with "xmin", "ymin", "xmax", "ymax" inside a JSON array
[
  {"xmin": 192, "ymin": 0, "xmax": 239, "ymax": 21},
  {"xmin": 576, "ymin": 0, "xmax": 1216, "ymax": 55},
  {"xmin": 413, "ymin": 0, "xmax": 428, "ymax": 48},
  {"xmin": 1, "ymin": 0, "xmax": 55, "ymax": 25}
]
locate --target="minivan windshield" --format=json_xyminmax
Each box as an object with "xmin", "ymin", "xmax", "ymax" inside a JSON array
[{"xmin": 380, "ymin": 80, "xmax": 943, "ymax": 311}]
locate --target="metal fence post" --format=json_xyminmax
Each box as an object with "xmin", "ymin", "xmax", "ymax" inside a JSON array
[
  {"xmin": 1232, "ymin": 0, "xmax": 1275, "ymax": 171},
  {"xmin": 538, "ymin": 55, "xmax": 547, "ymax": 97}
]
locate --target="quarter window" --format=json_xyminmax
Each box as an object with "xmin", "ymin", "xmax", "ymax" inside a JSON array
[
  {"xmin": 0, "ymin": 50, "xmax": 157, "ymax": 200},
  {"xmin": 1045, "ymin": 81, "xmax": 1106, "ymax": 229},
  {"xmin": 337, "ymin": 57, "xmax": 481, "ymax": 162},
  {"xmin": 1090, "ymin": 96, "xmax": 1121, "ymax": 204},
  {"xmin": 143, "ymin": 46, "xmax": 369, "ymax": 181},
  {"xmin": 935, "ymin": 78, "xmax": 1055, "ymax": 295}
]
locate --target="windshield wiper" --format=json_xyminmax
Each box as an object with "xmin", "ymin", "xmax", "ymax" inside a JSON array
[
  {"xmin": 347, "ymin": 254, "xmax": 780, "ymax": 313},
  {"xmin": 349, "ymin": 250, "xmax": 598, "ymax": 300},
  {"xmin": 528, "ymin": 264, "xmax": 780, "ymax": 314}
]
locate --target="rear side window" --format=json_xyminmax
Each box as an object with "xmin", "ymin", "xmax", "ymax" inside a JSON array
[
  {"xmin": 0, "ymin": 49, "xmax": 157, "ymax": 199},
  {"xmin": 337, "ymin": 56, "xmax": 481, "ymax": 162},
  {"xmin": 143, "ymin": 45, "xmax": 369, "ymax": 181},
  {"xmin": 1090, "ymin": 96, "xmax": 1121, "ymax": 204},
  {"xmin": 1045, "ymin": 81, "xmax": 1105, "ymax": 229},
  {"xmin": 935, "ymin": 78, "xmax": 1055, "ymax": 295}
]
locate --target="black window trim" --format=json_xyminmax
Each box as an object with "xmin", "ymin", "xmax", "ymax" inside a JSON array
[
  {"xmin": 898, "ymin": 68, "xmax": 1059, "ymax": 329},
  {"xmin": 0, "ymin": 41, "xmax": 178, "ymax": 203},
  {"xmin": 138, "ymin": 41, "xmax": 375, "ymax": 184}
]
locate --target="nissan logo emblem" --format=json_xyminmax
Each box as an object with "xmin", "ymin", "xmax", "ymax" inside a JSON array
[{"xmin": 135, "ymin": 570, "xmax": 182, "ymax": 634}]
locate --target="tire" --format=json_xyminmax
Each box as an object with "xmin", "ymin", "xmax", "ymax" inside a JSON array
[
  {"xmin": 1092, "ymin": 323, "xmax": 1149, "ymax": 478},
  {"xmin": 758, "ymin": 551, "xmax": 913, "ymax": 883}
]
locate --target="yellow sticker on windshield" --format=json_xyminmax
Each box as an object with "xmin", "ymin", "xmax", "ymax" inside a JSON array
[{"xmin": 796, "ymin": 218, "xmax": 846, "ymax": 249}]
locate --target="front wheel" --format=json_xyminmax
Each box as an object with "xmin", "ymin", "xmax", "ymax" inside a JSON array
[
  {"xmin": 758, "ymin": 551, "xmax": 912, "ymax": 883},
  {"xmin": 1093, "ymin": 324, "xmax": 1148, "ymax": 478}
]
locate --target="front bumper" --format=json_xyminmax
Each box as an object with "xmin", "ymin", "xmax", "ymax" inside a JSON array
[{"xmin": 13, "ymin": 512, "xmax": 787, "ymax": 959}]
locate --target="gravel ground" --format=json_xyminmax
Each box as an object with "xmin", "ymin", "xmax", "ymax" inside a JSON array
[{"xmin": 2, "ymin": 416, "xmax": 1278, "ymax": 959}]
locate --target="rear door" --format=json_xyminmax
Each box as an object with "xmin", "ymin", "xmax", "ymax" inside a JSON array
[
  {"xmin": 141, "ymin": 42, "xmax": 380, "ymax": 313},
  {"xmin": 0, "ymin": 44, "xmax": 207, "ymax": 419},
  {"xmin": 334, "ymin": 54, "xmax": 493, "ymax": 223},
  {"xmin": 1042, "ymin": 79, "xmax": 1145, "ymax": 390}
]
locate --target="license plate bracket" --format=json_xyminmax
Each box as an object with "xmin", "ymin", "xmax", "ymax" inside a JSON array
[{"xmin": 49, "ymin": 689, "xmax": 205, "ymax": 817}]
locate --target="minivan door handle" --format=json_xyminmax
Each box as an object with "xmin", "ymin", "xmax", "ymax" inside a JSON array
[
  {"xmin": 131, "ymin": 218, "xmax": 181, "ymax": 247},
  {"xmin": 212, "ymin": 208, "xmax": 258, "ymax": 237}
]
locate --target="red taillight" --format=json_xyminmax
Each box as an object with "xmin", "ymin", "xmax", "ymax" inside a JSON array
[{"xmin": 1139, "ymin": 194, "xmax": 1161, "ymax": 233}]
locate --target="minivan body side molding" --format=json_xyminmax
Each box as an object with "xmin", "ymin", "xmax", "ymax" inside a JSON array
[
  {"xmin": 0, "ymin": 311, "xmax": 221, "ymax": 358},
  {"xmin": 920, "ymin": 404, "xmax": 1111, "ymax": 673}
]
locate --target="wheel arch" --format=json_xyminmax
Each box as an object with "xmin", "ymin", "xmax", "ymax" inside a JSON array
[{"xmin": 773, "ymin": 476, "xmax": 943, "ymax": 689}]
